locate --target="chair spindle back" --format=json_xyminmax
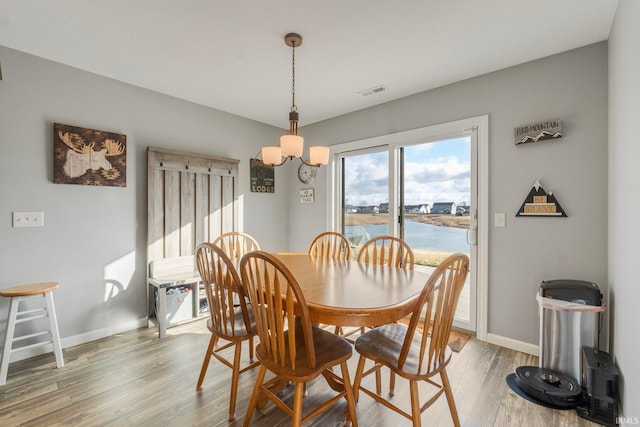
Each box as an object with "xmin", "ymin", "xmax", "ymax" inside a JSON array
[
  {"xmin": 399, "ymin": 253, "xmax": 469, "ymax": 374},
  {"xmin": 308, "ymin": 231, "xmax": 351, "ymax": 260},
  {"xmin": 240, "ymin": 251, "xmax": 316, "ymax": 371},
  {"xmin": 196, "ymin": 242, "xmax": 252, "ymax": 339},
  {"xmin": 357, "ymin": 236, "xmax": 414, "ymax": 269},
  {"xmin": 213, "ymin": 232, "xmax": 260, "ymax": 262}
]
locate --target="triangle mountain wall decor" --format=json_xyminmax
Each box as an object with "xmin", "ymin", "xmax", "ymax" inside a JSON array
[{"xmin": 516, "ymin": 180, "xmax": 567, "ymax": 217}]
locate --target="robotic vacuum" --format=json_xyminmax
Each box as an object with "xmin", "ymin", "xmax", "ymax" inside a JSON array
[{"xmin": 513, "ymin": 366, "xmax": 583, "ymax": 408}]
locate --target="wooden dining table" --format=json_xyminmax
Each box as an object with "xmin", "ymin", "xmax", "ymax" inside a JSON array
[
  {"xmin": 272, "ymin": 253, "xmax": 431, "ymax": 328},
  {"xmin": 246, "ymin": 252, "xmax": 433, "ymax": 409}
]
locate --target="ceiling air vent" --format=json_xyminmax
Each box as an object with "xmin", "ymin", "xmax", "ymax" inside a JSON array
[{"xmin": 357, "ymin": 85, "xmax": 387, "ymax": 96}]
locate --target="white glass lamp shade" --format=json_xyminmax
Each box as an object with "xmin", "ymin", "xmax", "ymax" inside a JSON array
[
  {"xmin": 262, "ymin": 146, "xmax": 282, "ymax": 165},
  {"xmin": 280, "ymin": 134, "xmax": 304, "ymax": 158},
  {"xmin": 309, "ymin": 146, "xmax": 330, "ymax": 165}
]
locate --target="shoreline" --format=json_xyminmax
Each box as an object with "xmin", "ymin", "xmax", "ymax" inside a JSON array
[{"xmin": 345, "ymin": 213, "xmax": 470, "ymax": 230}]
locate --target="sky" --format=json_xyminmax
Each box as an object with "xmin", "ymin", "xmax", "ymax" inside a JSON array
[{"xmin": 343, "ymin": 136, "xmax": 470, "ymax": 207}]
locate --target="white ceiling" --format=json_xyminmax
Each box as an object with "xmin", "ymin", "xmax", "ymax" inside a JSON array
[{"xmin": 0, "ymin": 0, "xmax": 618, "ymax": 129}]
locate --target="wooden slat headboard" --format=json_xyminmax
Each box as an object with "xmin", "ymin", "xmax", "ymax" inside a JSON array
[{"xmin": 147, "ymin": 147, "xmax": 239, "ymax": 262}]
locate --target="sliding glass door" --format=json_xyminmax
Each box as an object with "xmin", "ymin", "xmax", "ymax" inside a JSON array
[{"xmin": 334, "ymin": 126, "xmax": 479, "ymax": 332}]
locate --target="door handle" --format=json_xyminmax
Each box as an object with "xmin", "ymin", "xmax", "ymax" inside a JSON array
[{"xmin": 466, "ymin": 226, "xmax": 477, "ymax": 246}]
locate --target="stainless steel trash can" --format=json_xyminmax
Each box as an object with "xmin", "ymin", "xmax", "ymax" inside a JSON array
[{"xmin": 538, "ymin": 280, "xmax": 604, "ymax": 384}]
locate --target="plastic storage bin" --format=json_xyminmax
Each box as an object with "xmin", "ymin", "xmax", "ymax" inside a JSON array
[
  {"xmin": 537, "ymin": 279, "xmax": 604, "ymax": 384},
  {"xmin": 164, "ymin": 286, "xmax": 193, "ymax": 324}
]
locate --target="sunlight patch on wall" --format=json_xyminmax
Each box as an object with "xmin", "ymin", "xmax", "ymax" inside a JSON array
[{"xmin": 103, "ymin": 251, "xmax": 136, "ymax": 301}]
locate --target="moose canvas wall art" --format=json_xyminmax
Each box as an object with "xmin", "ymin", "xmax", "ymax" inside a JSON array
[{"xmin": 53, "ymin": 123, "xmax": 126, "ymax": 187}]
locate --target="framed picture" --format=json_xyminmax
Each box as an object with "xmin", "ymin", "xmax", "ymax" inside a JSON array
[
  {"xmin": 250, "ymin": 158, "xmax": 275, "ymax": 193},
  {"xmin": 53, "ymin": 123, "xmax": 126, "ymax": 186}
]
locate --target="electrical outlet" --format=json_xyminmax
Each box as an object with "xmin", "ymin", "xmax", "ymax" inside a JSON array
[{"xmin": 12, "ymin": 212, "xmax": 44, "ymax": 228}]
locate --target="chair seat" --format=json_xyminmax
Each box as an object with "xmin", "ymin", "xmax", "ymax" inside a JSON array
[
  {"xmin": 206, "ymin": 305, "xmax": 255, "ymax": 339},
  {"xmin": 355, "ymin": 324, "xmax": 452, "ymax": 378},
  {"xmin": 257, "ymin": 325, "xmax": 353, "ymax": 381}
]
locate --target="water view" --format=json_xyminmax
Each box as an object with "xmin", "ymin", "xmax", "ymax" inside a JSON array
[{"xmin": 345, "ymin": 221, "xmax": 469, "ymax": 254}]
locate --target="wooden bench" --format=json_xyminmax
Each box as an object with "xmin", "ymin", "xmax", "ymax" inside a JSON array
[{"xmin": 148, "ymin": 256, "xmax": 202, "ymax": 338}]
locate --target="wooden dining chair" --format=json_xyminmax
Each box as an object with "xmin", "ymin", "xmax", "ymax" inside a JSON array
[
  {"xmin": 356, "ymin": 235, "xmax": 414, "ymax": 269},
  {"xmin": 195, "ymin": 242, "xmax": 259, "ymax": 421},
  {"xmin": 308, "ymin": 231, "xmax": 351, "ymax": 260},
  {"xmin": 352, "ymin": 253, "xmax": 470, "ymax": 427},
  {"xmin": 342, "ymin": 235, "xmax": 414, "ymax": 340},
  {"xmin": 213, "ymin": 231, "xmax": 261, "ymax": 261},
  {"xmin": 240, "ymin": 251, "xmax": 359, "ymax": 427}
]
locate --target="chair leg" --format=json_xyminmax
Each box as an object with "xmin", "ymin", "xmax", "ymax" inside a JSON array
[
  {"xmin": 292, "ymin": 382, "xmax": 305, "ymax": 427},
  {"xmin": 441, "ymin": 369, "xmax": 461, "ymax": 427},
  {"xmin": 248, "ymin": 335, "xmax": 255, "ymax": 362},
  {"xmin": 409, "ymin": 380, "xmax": 422, "ymax": 427},
  {"xmin": 196, "ymin": 334, "xmax": 216, "ymax": 390},
  {"xmin": 243, "ymin": 365, "xmax": 268, "ymax": 427},
  {"xmin": 228, "ymin": 340, "xmax": 243, "ymax": 421},
  {"xmin": 340, "ymin": 361, "xmax": 359, "ymax": 427},
  {"xmin": 0, "ymin": 297, "xmax": 19, "ymax": 385},
  {"xmin": 389, "ymin": 371, "xmax": 396, "ymax": 396},
  {"xmin": 352, "ymin": 355, "xmax": 367, "ymax": 403}
]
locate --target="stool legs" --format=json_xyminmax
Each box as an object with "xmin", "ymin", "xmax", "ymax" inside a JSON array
[
  {"xmin": 0, "ymin": 290, "xmax": 64, "ymax": 385},
  {"xmin": 45, "ymin": 291, "xmax": 64, "ymax": 368},
  {"xmin": 0, "ymin": 296, "xmax": 20, "ymax": 385}
]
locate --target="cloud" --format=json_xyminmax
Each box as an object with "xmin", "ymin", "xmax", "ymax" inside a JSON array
[
  {"xmin": 343, "ymin": 149, "xmax": 470, "ymax": 206},
  {"xmin": 404, "ymin": 156, "xmax": 470, "ymax": 204},
  {"xmin": 344, "ymin": 151, "xmax": 389, "ymax": 205}
]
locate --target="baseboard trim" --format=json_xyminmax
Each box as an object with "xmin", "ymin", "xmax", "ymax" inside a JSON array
[
  {"xmin": 486, "ymin": 333, "xmax": 539, "ymax": 356},
  {"xmin": 5, "ymin": 318, "xmax": 148, "ymax": 363}
]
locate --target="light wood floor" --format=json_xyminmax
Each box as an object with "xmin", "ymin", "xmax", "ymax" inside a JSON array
[{"xmin": 0, "ymin": 320, "xmax": 599, "ymax": 426}]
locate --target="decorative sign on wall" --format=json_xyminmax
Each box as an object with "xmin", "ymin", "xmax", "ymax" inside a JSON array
[
  {"xmin": 516, "ymin": 180, "xmax": 567, "ymax": 217},
  {"xmin": 514, "ymin": 119, "xmax": 562, "ymax": 145},
  {"xmin": 250, "ymin": 158, "xmax": 275, "ymax": 193},
  {"xmin": 54, "ymin": 123, "xmax": 126, "ymax": 186},
  {"xmin": 299, "ymin": 188, "xmax": 315, "ymax": 204}
]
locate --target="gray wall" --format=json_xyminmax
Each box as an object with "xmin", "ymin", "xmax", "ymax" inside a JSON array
[
  {"xmin": 609, "ymin": 0, "xmax": 640, "ymax": 415},
  {"xmin": 0, "ymin": 45, "xmax": 290, "ymax": 347},
  {"xmin": 290, "ymin": 43, "xmax": 609, "ymax": 348}
]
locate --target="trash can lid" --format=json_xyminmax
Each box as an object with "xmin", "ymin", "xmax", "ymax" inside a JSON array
[{"xmin": 540, "ymin": 279, "xmax": 602, "ymax": 306}]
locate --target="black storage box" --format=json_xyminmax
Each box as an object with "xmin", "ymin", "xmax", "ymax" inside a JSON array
[
  {"xmin": 540, "ymin": 279, "xmax": 602, "ymax": 305},
  {"xmin": 577, "ymin": 347, "xmax": 619, "ymax": 426}
]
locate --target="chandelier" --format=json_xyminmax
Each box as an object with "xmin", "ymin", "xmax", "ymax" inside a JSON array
[{"xmin": 260, "ymin": 33, "xmax": 329, "ymax": 167}]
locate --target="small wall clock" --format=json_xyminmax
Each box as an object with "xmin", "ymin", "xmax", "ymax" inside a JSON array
[{"xmin": 297, "ymin": 163, "xmax": 317, "ymax": 184}]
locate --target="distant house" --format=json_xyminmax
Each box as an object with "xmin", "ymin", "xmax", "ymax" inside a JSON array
[
  {"xmin": 405, "ymin": 204, "xmax": 430, "ymax": 214},
  {"xmin": 431, "ymin": 202, "xmax": 457, "ymax": 214},
  {"xmin": 358, "ymin": 205, "xmax": 379, "ymax": 214},
  {"xmin": 344, "ymin": 205, "xmax": 358, "ymax": 214},
  {"xmin": 378, "ymin": 203, "xmax": 389, "ymax": 213},
  {"xmin": 405, "ymin": 205, "xmax": 421, "ymax": 214}
]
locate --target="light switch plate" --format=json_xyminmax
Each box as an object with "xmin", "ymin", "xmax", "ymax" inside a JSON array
[
  {"xmin": 495, "ymin": 212, "xmax": 506, "ymax": 228},
  {"xmin": 12, "ymin": 211, "xmax": 44, "ymax": 227}
]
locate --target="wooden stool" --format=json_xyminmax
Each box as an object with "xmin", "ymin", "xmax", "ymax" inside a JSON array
[{"xmin": 0, "ymin": 282, "xmax": 64, "ymax": 385}]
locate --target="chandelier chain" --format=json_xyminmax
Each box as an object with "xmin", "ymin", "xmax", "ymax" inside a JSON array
[{"xmin": 291, "ymin": 40, "xmax": 297, "ymax": 112}]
